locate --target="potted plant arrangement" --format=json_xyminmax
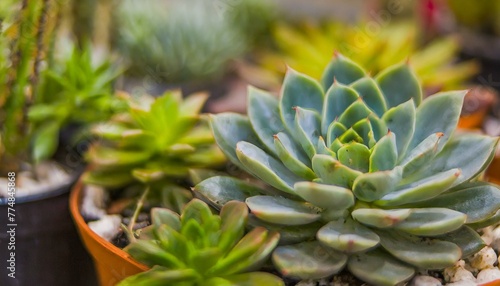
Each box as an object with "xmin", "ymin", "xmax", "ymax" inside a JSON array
[
  {"xmin": 0, "ymin": 0, "xmax": 124, "ymax": 285},
  {"xmin": 194, "ymin": 54, "xmax": 500, "ymax": 285},
  {"xmin": 71, "ymin": 51, "xmax": 500, "ymax": 285},
  {"xmin": 70, "ymin": 90, "xmax": 227, "ymax": 285}
]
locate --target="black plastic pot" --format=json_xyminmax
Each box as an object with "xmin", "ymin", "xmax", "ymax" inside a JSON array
[{"xmin": 0, "ymin": 179, "xmax": 97, "ymax": 286}]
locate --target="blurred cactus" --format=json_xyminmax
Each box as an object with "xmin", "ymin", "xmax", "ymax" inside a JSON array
[
  {"xmin": 253, "ymin": 21, "xmax": 478, "ymax": 93},
  {"xmin": 114, "ymin": 0, "xmax": 275, "ymax": 83},
  {"xmin": 0, "ymin": 0, "xmax": 60, "ymax": 174}
]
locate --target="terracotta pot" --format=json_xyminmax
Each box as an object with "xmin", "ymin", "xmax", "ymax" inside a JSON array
[
  {"xmin": 0, "ymin": 178, "xmax": 97, "ymax": 286},
  {"xmin": 479, "ymin": 279, "xmax": 500, "ymax": 286},
  {"xmin": 70, "ymin": 181, "xmax": 148, "ymax": 286},
  {"xmin": 486, "ymin": 155, "xmax": 500, "ymax": 185}
]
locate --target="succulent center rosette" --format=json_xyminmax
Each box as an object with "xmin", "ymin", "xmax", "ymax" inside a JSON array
[{"xmin": 194, "ymin": 54, "xmax": 500, "ymax": 285}]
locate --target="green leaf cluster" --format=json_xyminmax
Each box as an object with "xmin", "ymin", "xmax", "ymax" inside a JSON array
[{"xmin": 119, "ymin": 199, "xmax": 283, "ymax": 286}]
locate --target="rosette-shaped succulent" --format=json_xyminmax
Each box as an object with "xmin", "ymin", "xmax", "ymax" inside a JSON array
[
  {"xmin": 118, "ymin": 199, "xmax": 283, "ymax": 286},
  {"xmin": 83, "ymin": 91, "xmax": 225, "ymax": 210},
  {"xmin": 195, "ymin": 54, "xmax": 500, "ymax": 285}
]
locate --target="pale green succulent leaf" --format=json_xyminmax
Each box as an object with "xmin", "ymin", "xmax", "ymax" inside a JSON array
[
  {"xmin": 151, "ymin": 208, "xmax": 181, "ymax": 231},
  {"xmin": 248, "ymin": 86, "xmax": 285, "ymax": 156},
  {"xmin": 189, "ymin": 169, "xmax": 227, "ymax": 185},
  {"xmin": 210, "ymin": 113, "xmax": 260, "ymax": 171},
  {"xmin": 321, "ymin": 53, "xmax": 366, "ymax": 89},
  {"xmin": 377, "ymin": 230, "xmax": 461, "ymax": 269},
  {"xmin": 369, "ymin": 131, "xmax": 398, "ymax": 172},
  {"xmin": 338, "ymin": 128, "xmax": 363, "ymax": 144},
  {"xmin": 273, "ymin": 241, "xmax": 348, "ymax": 280},
  {"xmin": 193, "ymin": 176, "xmax": 265, "ymax": 209},
  {"xmin": 409, "ymin": 182, "xmax": 500, "ymax": 224},
  {"xmin": 219, "ymin": 201, "xmax": 249, "ymax": 253},
  {"xmin": 352, "ymin": 208, "xmax": 412, "ymax": 228},
  {"xmin": 191, "ymin": 248, "xmax": 223, "ymax": 275},
  {"xmin": 394, "ymin": 208, "xmax": 466, "ymax": 236},
  {"xmin": 274, "ymin": 132, "xmax": 316, "ymax": 179},
  {"xmin": 179, "ymin": 92, "xmax": 208, "ymax": 117},
  {"xmin": 119, "ymin": 129, "xmax": 158, "ymax": 149},
  {"xmin": 400, "ymin": 132, "xmax": 443, "ymax": 175},
  {"xmin": 381, "ymin": 100, "xmax": 416, "ymax": 158},
  {"xmin": 154, "ymin": 225, "xmax": 189, "ymax": 263},
  {"xmin": 117, "ymin": 266, "xmax": 199, "ymax": 286},
  {"xmin": 248, "ymin": 218, "xmax": 321, "ymax": 245},
  {"xmin": 337, "ymin": 142, "xmax": 370, "ymax": 173},
  {"xmin": 347, "ymin": 249, "xmax": 415, "ymax": 286},
  {"xmin": 316, "ymin": 136, "xmax": 336, "ymax": 157},
  {"xmin": 376, "ymin": 63, "xmax": 422, "ymax": 109},
  {"xmin": 294, "ymin": 107, "xmax": 322, "ymax": 158},
  {"xmin": 218, "ymin": 201, "xmax": 248, "ymax": 254},
  {"xmin": 246, "ymin": 196, "xmax": 321, "ymax": 225},
  {"xmin": 375, "ymin": 168, "xmax": 460, "ymax": 207},
  {"xmin": 82, "ymin": 170, "xmax": 134, "ymax": 189},
  {"xmin": 326, "ymin": 120, "xmax": 347, "ymax": 147},
  {"xmin": 321, "ymin": 83, "xmax": 359, "ymax": 135},
  {"xmin": 409, "ymin": 134, "xmax": 498, "ymax": 187},
  {"xmin": 351, "ymin": 118, "xmax": 373, "ymax": 146},
  {"xmin": 312, "ymin": 154, "xmax": 362, "ymax": 188},
  {"xmin": 210, "ymin": 227, "xmax": 268, "ymax": 275},
  {"xmin": 91, "ymin": 123, "xmax": 128, "ymax": 140},
  {"xmin": 223, "ymin": 231, "xmax": 280, "ymax": 275},
  {"xmin": 337, "ymin": 100, "xmax": 372, "ymax": 128},
  {"xmin": 352, "ymin": 167, "xmax": 403, "ymax": 202},
  {"xmin": 436, "ymin": 226, "xmax": 486, "ymax": 259},
  {"xmin": 236, "ymin": 141, "xmax": 303, "ymax": 194},
  {"xmin": 125, "ymin": 240, "xmax": 185, "ymax": 268},
  {"xmin": 222, "ymin": 272, "xmax": 284, "ymax": 286},
  {"xmin": 294, "ymin": 181, "xmax": 354, "ymax": 210},
  {"xmin": 32, "ymin": 121, "xmax": 60, "ymax": 163},
  {"xmin": 86, "ymin": 146, "xmax": 151, "ymax": 169},
  {"xmin": 280, "ymin": 68, "xmax": 324, "ymax": 134},
  {"xmin": 408, "ymin": 90, "xmax": 466, "ymax": 153},
  {"xmin": 317, "ymin": 218, "xmax": 380, "ymax": 253},
  {"xmin": 367, "ymin": 113, "xmax": 388, "ymax": 141},
  {"xmin": 132, "ymin": 168, "xmax": 165, "ymax": 183},
  {"xmin": 181, "ymin": 199, "xmax": 213, "ymax": 226},
  {"xmin": 350, "ymin": 77, "xmax": 387, "ymax": 117},
  {"xmin": 330, "ymin": 138, "xmax": 344, "ymax": 153},
  {"xmin": 467, "ymin": 210, "xmax": 500, "ymax": 230}
]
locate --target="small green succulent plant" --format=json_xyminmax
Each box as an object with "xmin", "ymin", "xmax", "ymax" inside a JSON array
[
  {"xmin": 195, "ymin": 54, "xmax": 500, "ymax": 285},
  {"xmin": 28, "ymin": 43, "xmax": 125, "ymax": 162},
  {"xmin": 83, "ymin": 91, "xmax": 225, "ymax": 211},
  {"xmin": 118, "ymin": 199, "xmax": 283, "ymax": 286}
]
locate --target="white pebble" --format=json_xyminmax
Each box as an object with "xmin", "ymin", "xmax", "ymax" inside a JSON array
[
  {"xmin": 80, "ymin": 184, "xmax": 108, "ymax": 219},
  {"xmin": 476, "ymin": 267, "xmax": 500, "ymax": 284},
  {"xmin": 88, "ymin": 214, "xmax": 122, "ymax": 241},
  {"xmin": 408, "ymin": 275, "xmax": 442, "ymax": 286},
  {"xmin": 482, "ymin": 226, "xmax": 494, "ymax": 246},
  {"xmin": 444, "ymin": 260, "xmax": 476, "ymax": 283},
  {"xmin": 469, "ymin": 247, "xmax": 497, "ymax": 271},
  {"xmin": 491, "ymin": 226, "xmax": 500, "ymax": 252}
]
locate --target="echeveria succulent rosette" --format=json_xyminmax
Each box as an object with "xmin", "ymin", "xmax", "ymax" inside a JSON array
[{"xmin": 194, "ymin": 54, "xmax": 500, "ymax": 285}]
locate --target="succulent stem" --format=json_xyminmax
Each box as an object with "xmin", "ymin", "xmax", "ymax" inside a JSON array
[{"xmin": 127, "ymin": 185, "xmax": 150, "ymax": 243}]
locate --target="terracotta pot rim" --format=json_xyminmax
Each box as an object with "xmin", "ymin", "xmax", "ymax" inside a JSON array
[{"xmin": 69, "ymin": 180, "xmax": 149, "ymax": 271}]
